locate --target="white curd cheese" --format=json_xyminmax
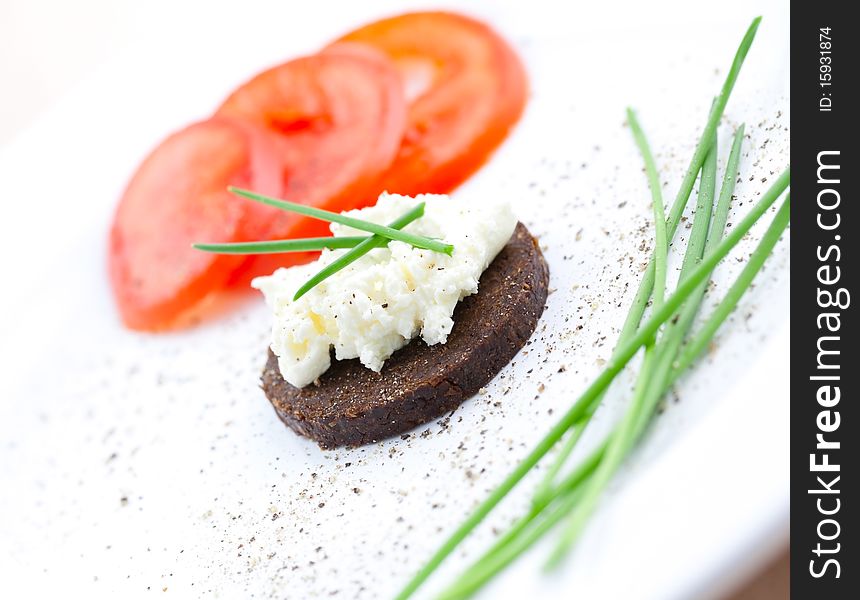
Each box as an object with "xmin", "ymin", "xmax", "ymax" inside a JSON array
[{"xmin": 252, "ymin": 193, "xmax": 517, "ymax": 388}]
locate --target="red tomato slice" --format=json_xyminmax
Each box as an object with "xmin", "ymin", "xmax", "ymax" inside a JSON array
[
  {"xmin": 335, "ymin": 11, "xmax": 528, "ymax": 195},
  {"xmin": 109, "ymin": 118, "xmax": 282, "ymax": 330},
  {"xmin": 216, "ymin": 45, "xmax": 406, "ymax": 283},
  {"xmin": 216, "ymin": 45, "xmax": 406, "ymax": 243}
]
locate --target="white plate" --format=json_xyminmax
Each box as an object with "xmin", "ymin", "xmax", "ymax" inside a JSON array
[{"xmin": 0, "ymin": 1, "xmax": 789, "ymax": 598}]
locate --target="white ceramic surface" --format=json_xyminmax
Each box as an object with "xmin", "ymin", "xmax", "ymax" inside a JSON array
[{"xmin": 0, "ymin": 1, "xmax": 789, "ymax": 598}]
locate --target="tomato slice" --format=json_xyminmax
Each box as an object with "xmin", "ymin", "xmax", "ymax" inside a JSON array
[
  {"xmin": 335, "ymin": 12, "xmax": 528, "ymax": 196},
  {"xmin": 109, "ymin": 118, "xmax": 282, "ymax": 330},
  {"xmin": 216, "ymin": 45, "xmax": 406, "ymax": 244},
  {"xmin": 216, "ymin": 45, "xmax": 405, "ymax": 283}
]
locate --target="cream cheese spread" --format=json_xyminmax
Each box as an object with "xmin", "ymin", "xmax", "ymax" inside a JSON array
[{"xmin": 253, "ymin": 193, "xmax": 517, "ymax": 388}]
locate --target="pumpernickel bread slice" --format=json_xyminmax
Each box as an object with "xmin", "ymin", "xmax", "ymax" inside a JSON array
[{"xmin": 261, "ymin": 222, "xmax": 549, "ymax": 448}]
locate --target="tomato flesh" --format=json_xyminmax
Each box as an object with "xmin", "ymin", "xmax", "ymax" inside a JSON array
[
  {"xmin": 336, "ymin": 11, "xmax": 528, "ymax": 195},
  {"xmin": 109, "ymin": 118, "xmax": 282, "ymax": 330},
  {"xmin": 109, "ymin": 12, "xmax": 527, "ymax": 329},
  {"xmin": 217, "ymin": 45, "xmax": 406, "ymax": 244}
]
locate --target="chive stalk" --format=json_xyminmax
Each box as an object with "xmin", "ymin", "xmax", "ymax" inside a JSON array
[
  {"xmin": 293, "ymin": 203, "xmax": 426, "ymax": 300},
  {"xmin": 533, "ymin": 15, "xmax": 762, "ymax": 501},
  {"xmin": 638, "ymin": 125, "xmax": 746, "ymax": 411},
  {"xmin": 227, "ymin": 187, "xmax": 453, "ymax": 255},
  {"xmin": 394, "ymin": 164, "xmax": 788, "ymax": 600},
  {"xmin": 631, "ymin": 128, "xmax": 745, "ymax": 438},
  {"xmin": 531, "ymin": 413, "xmax": 591, "ymax": 508},
  {"xmin": 440, "ymin": 442, "xmax": 608, "ymax": 599},
  {"xmin": 543, "ymin": 110, "xmax": 674, "ymax": 567},
  {"xmin": 193, "ymin": 236, "xmax": 369, "ymax": 254},
  {"xmin": 394, "ymin": 19, "xmax": 768, "ymax": 599},
  {"xmin": 613, "ymin": 13, "xmax": 762, "ymax": 352},
  {"xmin": 436, "ymin": 182, "xmax": 789, "ymax": 600},
  {"xmin": 672, "ymin": 195, "xmax": 791, "ymax": 378}
]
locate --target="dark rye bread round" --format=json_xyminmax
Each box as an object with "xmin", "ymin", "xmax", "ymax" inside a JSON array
[{"xmin": 261, "ymin": 222, "xmax": 549, "ymax": 448}]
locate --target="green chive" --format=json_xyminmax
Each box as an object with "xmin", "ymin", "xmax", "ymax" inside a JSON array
[
  {"xmin": 228, "ymin": 187, "xmax": 453, "ymax": 255},
  {"xmin": 627, "ymin": 107, "xmax": 669, "ymax": 311},
  {"xmin": 531, "ymin": 413, "xmax": 592, "ymax": 508},
  {"xmin": 439, "ymin": 441, "xmax": 607, "ymax": 599},
  {"xmin": 632, "ymin": 128, "xmax": 748, "ymax": 438},
  {"xmin": 633, "ymin": 200, "xmax": 789, "ymax": 446},
  {"xmin": 431, "ymin": 172, "xmax": 789, "ymax": 600},
  {"xmin": 672, "ymin": 194, "xmax": 790, "ymax": 379},
  {"xmin": 535, "ymin": 13, "xmax": 763, "ymax": 494},
  {"xmin": 438, "ymin": 491, "xmax": 587, "ymax": 600},
  {"xmin": 544, "ymin": 109, "xmax": 674, "ymax": 568},
  {"xmin": 292, "ymin": 203, "xmax": 425, "ymax": 301},
  {"xmin": 193, "ymin": 236, "xmax": 369, "ymax": 254},
  {"xmin": 615, "ymin": 12, "xmax": 762, "ymax": 351},
  {"xmin": 393, "ymin": 162, "xmax": 788, "ymax": 600},
  {"xmin": 394, "ymin": 19, "xmax": 766, "ymax": 599},
  {"xmin": 532, "ymin": 106, "xmax": 709, "ymax": 512}
]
